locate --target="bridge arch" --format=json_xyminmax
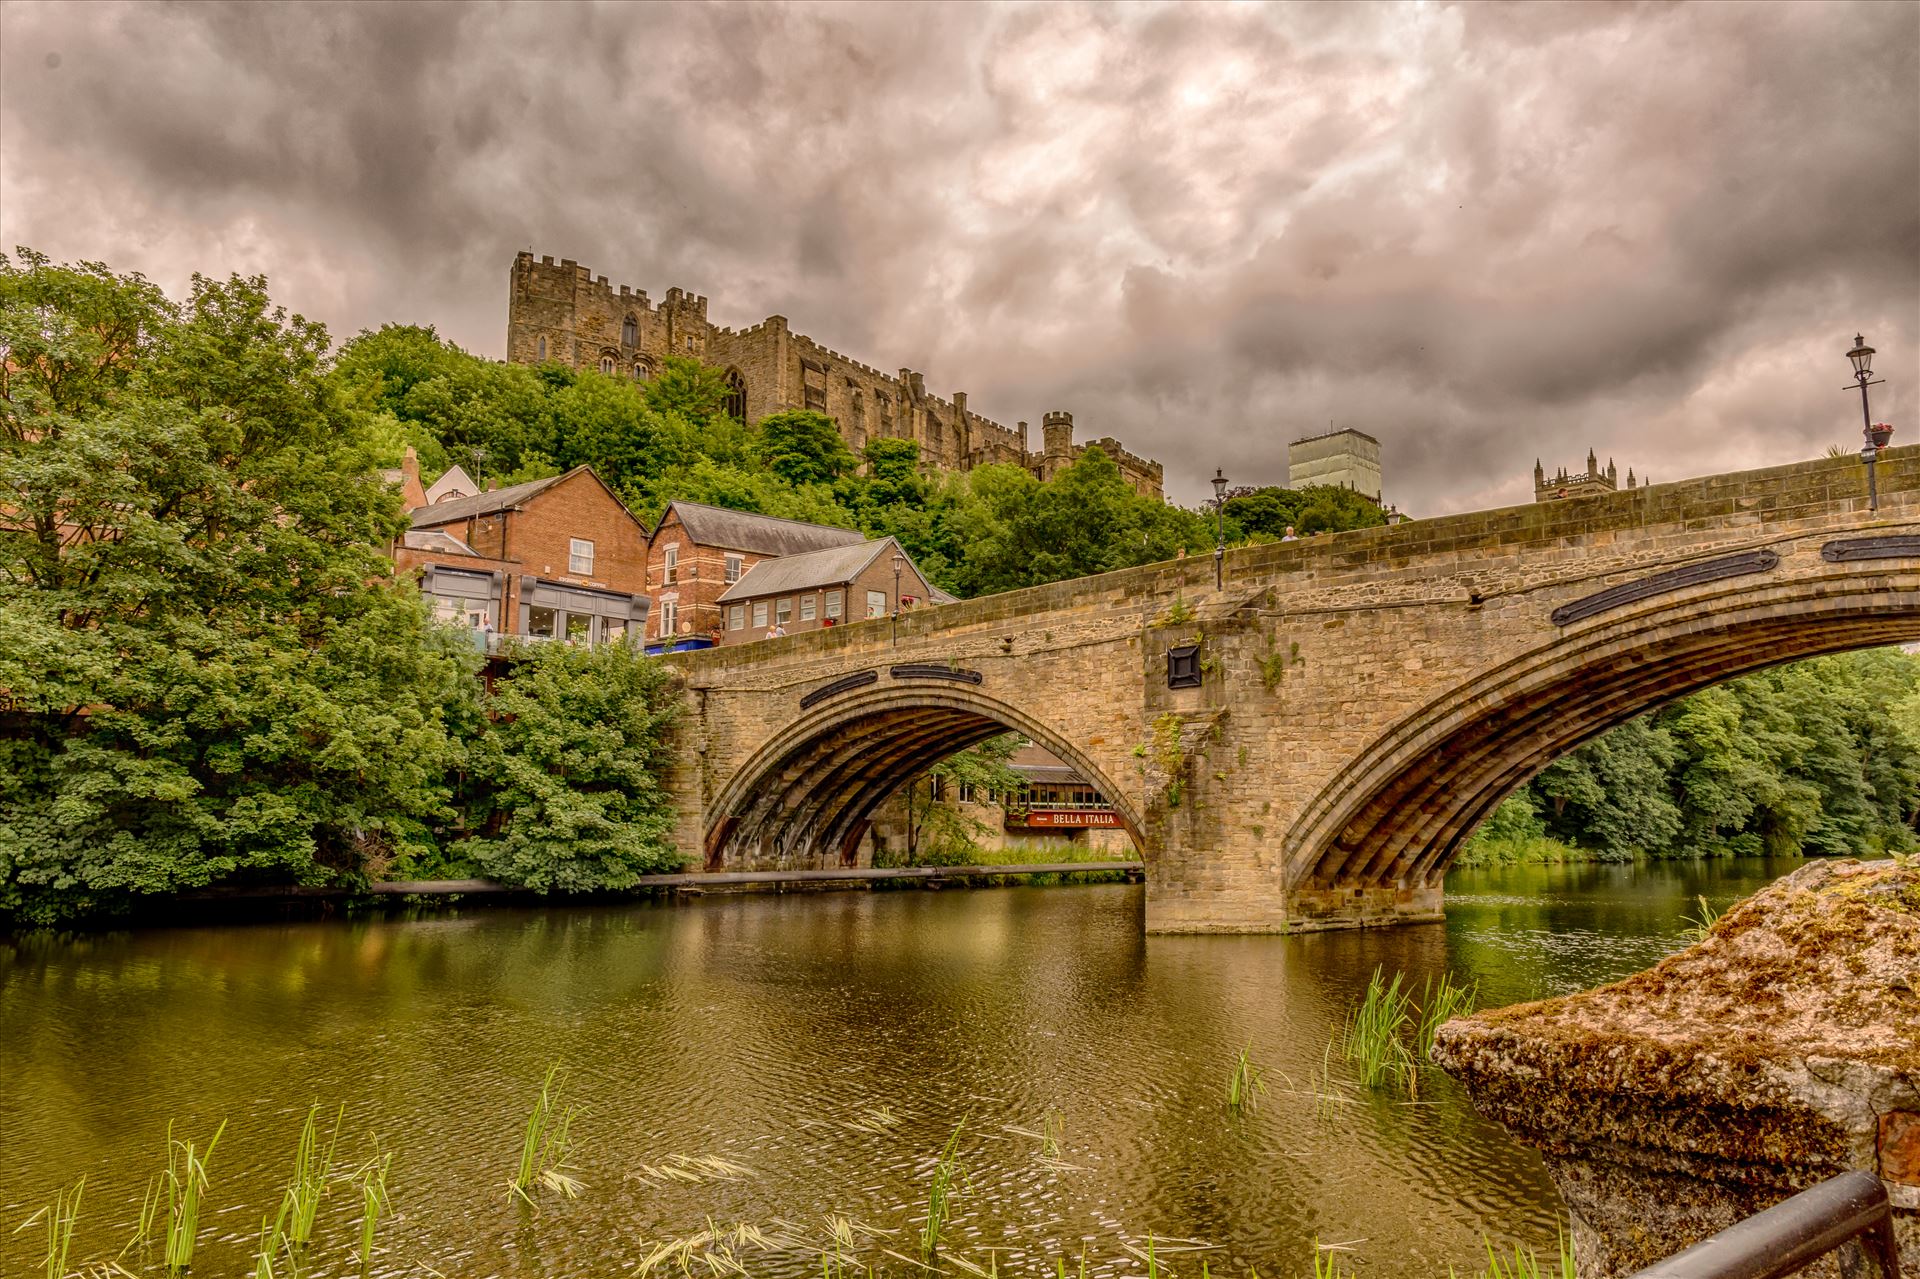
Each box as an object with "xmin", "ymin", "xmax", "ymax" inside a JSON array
[
  {"xmin": 1286, "ymin": 565, "xmax": 1920, "ymax": 900},
  {"xmin": 703, "ymin": 683, "xmax": 1143, "ymax": 869}
]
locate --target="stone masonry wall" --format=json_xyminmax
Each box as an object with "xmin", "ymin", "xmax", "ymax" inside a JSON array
[{"xmin": 664, "ymin": 448, "xmax": 1920, "ymax": 933}]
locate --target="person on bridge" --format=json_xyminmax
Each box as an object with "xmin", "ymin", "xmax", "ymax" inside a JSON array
[
  {"xmin": 1283, "ymin": 526, "xmax": 1298, "ymax": 541},
  {"xmin": 767, "ymin": 623, "xmax": 787, "ymax": 640}
]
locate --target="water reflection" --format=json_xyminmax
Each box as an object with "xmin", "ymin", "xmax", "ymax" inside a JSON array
[{"xmin": 0, "ymin": 859, "xmax": 1805, "ymax": 1277}]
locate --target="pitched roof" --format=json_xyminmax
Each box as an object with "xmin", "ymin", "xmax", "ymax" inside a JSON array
[
  {"xmin": 423, "ymin": 464, "xmax": 479, "ymax": 505},
  {"xmin": 717, "ymin": 536, "xmax": 918, "ymax": 602},
  {"xmin": 410, "ymin": 471, "xmax": 570, "ymax": 528},
  {"xmin": 401, "ymin": 528, "xmax": 483, "ymax": 557},
  {"xmin": 663, "ymin": 501, "xmax": 866, "ymax": 558}
]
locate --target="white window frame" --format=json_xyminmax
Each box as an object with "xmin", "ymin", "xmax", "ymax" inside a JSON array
[
  {"xmin": 866, "ymin": 590, "xmax": 886, "ymax": 619},
  {"xmin": 775, "ymin": 597, "xmax": 792, "ymax": 626},
  {"xmin": 724, "ymin": 553, "xmax": 743, "ymax": 583},
  {"xmin": 752, "ymin": 600, "xmax": 769, "ymax": 629},
  {"xmin": 728, "ymin": 604, "xmax": 745, "ymax": 631},
  {"xmin": 825, "ymin": 590, "xmax": 843, "ymax": 619},
  {"xmin": 569, "ymin": 537, "xmax": 594, "ymax": 575},
  {"xmin": 662, "ymin": 543, "xmax": 678, "ymax": 584},
  {"xmin": 799, "ymin": 594, "xmax": 816, "ymax": 622},
  {"xmin": 658, "ymin": 600, "xmax": 677, "ymax": 638}
]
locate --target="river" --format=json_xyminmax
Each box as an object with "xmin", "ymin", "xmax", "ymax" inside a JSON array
[{"xmin": 0, "ymin": 857, "xmax": 1810, "ymax": 1277}]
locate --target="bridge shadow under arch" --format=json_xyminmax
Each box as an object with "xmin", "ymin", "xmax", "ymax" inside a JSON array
[
  {"xmin": 703, "ymin": 684, "xmax": 1144, "ymax": 870},
  {"xmin": 1288, "ymin": 569, "xmax": 1920, "ymax": 902}
]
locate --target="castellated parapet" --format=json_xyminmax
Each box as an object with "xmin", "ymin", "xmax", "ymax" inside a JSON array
[{"xmin": 507, "ymin": 252, "xmax": 1163, "ymax": 498}]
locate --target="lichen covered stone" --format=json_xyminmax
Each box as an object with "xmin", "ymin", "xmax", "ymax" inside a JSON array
[{"xmin": 1433, "ymin": 858, "xmax": 1919, "ymax": 1277}]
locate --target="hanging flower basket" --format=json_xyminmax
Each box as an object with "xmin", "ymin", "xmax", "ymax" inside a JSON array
[{"xmin": 1869, "ymin": 423, "xmax": 1895, "ymax": 449}]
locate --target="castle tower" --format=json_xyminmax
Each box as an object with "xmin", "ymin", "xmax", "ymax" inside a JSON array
[{"xmin": 1042, "ymin": 410, "xmax": 1074, "ymax": 459}]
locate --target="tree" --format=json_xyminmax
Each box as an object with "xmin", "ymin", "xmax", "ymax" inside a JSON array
[
  {"xmin": 0, "ymin": 252, "xmax": 478, "ymax": 923},
  {"xmin": 456, "ymin": 642, "xmax": 683, "ymax": 890},
  {"xmin": 757, "ymin": 410, "xmax": 858, "ymax": 486}
]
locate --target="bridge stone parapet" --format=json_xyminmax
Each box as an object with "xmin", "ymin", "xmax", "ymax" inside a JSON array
[{"xmin": 665, "ymin": 448, "xmax": 1920, "ymax": 933}]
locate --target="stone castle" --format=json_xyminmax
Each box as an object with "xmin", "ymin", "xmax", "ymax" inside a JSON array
[
  {"xmin": 506, "ymin": 253, "xmax": 1164, "ymax": 499},
  {"xmin": 1534, "ymin": 450, "xmax": 1643, "ymax": 502}
]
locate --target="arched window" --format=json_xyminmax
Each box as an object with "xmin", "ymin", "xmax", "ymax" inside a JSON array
[
  {"xmin": 599, "ymin": 354, "xmax": 614, "ymax": 375},
  {"xmin": 633, "ymin": 359, "xmax": 651, "ymax": 381},
  {"xmin": 537, "ymin": 336, "xmax": 547, "ymax": 360},
  {"xmin": 622, "ymin": 314, "xmax": 638, "ymax": 347},
  {"xmin": 724, "ymin": 369, "xmax": 747, "ymax": 422}
]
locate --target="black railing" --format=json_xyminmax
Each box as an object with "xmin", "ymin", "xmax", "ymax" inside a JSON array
[{"xmin": 1628, "ymin": 1170, "xmax": 1900, "ymax": 1279}]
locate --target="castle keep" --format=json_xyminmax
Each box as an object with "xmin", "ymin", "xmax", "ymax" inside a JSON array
[{"xmin": 507, "ymin": 253, "xmax": 1163, "ymax": 499}]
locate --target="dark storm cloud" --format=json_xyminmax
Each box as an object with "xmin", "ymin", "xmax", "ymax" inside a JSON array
[{"xmin": 2, "ymin": 0, "xmax": 1914, "ymax": 511}]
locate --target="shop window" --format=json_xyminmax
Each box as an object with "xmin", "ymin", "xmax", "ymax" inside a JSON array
[
  {"xmin": 800, "ymin": 595, "xmax": 816, "ymax": 622},
  {"xmin": 528, "ymin": 605, "xmax": 557, "ymax": 639},
  {"xmin": 566, "ymin": 612, "xmax": 592, "ymax": 645},
  {"xmin": 569, "ymin": 538, "xmax": 594, "ymax": 575},
  {"xmin": 603, "ymin": 618, "xmax": 628, "ymax": 646}
]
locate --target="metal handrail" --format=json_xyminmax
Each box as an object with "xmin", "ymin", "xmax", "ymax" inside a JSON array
[{"xmin": 1628, "ymin": 1170, "xmax": 1900, "ymax": 1279}]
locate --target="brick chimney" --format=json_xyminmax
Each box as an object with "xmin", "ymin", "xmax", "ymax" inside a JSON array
[{"xmin": 399, "ymin": 446, "xmax": 427, "ymax": 510}]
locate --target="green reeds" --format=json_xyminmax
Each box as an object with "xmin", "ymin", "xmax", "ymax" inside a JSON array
[
  {"xmin": 1470, "ymin": 1232, "xmax": 1576, "ymax": 1279},
  {"xmin": 281, "ymin": 1101, "xmax": 344, "ymax": 1251},
  {"xmin": 1225, "ymin": 1045, "xmax": 1268, "ymax": 1112},
  {"xmin": 126, "ymin": 1119, "xmax": 227, "ymax": 1274},
  {"xmin": 1416, "ymin": 971, "xmax": 1479, "ymax": 1062},
  {"xmin": 1683, "ymin": 894, "xmax": 1723, "ymax": 941},
  {"xmin": 12, "ymin": 1176, "xmax": 83, "ymax": 1279},
  {"xmin": 1343, "ymin": 967, "xmax": 1416, "ymax": 1091},
  {"xmin": 1040, "ymin": 1109, "xmax": 1063, "ymax": 1158},
  {"xmin": 918, "ymin": 1121, "xmax": 967, "ymax": 1261},
  {"xmin": 509, "ymin": 1063, "xmax": 584, "ymax": 1204},
  {"xmin": 355, "ymin": 1150, "xmax": 393, "ymax": 1270},
  {"xmin": 1313, "ymin": 1240, "xmax": 1357, "ymax": 1279},
  {"xmin": 249, "ymin": 1200, "xmax": 290, "ymax": 1279}
]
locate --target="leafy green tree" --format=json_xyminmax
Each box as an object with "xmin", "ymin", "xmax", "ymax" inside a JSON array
[
  {"xmin": 456, "ymin": 642, "xmax": 683, "ymax": 890},
  {"xmin": 757, "ymin": 410, "xmax": 859, "ymax": 486},
  {"xmin": 0, "ymin": 252, "xmax": 478, "ymax": 923},
  {"xmin": 1533, "ymin": 716, "xmax": 1682, "ymax": 859}
]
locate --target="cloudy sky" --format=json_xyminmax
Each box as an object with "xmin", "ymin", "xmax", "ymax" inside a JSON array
[{"xmin": 2, "ymin": 1, "xmax": 1915, "ymax": 511}]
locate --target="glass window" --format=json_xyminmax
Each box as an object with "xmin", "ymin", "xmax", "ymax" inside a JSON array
[
  {"xmin": 603, "ymin": 618, "xmax": 628, "ymax": 646},
  {"xmin": 622, "ymin": 315, "xmax": 637, "ymax": 346},
  {"xmin": 752, "ymin": 601, "xmax": 768, "ymax": 629},
  {"xmin": 566, "ymin": 612, "xmax": 591, "ymax": 644},
  {"xmin": 866, "ymin": 590, "xmax": 886, "ymax": 619},
  {"xmin": 569, "ymin": 538, "xmax": 594, "ymax": 575},
  {"xmin": 659, "ymin": 600, "xmax": 677, "ymax": 638},
  {"xmin": 825, "ymin": 591, "xmax": 843, "ymax": 619},
  {"xmin": 663, "ymin": 544, "xmax": 678, "ymax": 584},
  {"xmin": 776, "ymin": 598, "xmax": 792, "ymax": 625},
  {"xmin": 959, "ymin": 783, "xmax": 975, "ymax": 803},
  {"xmin": 527, "ymin": 605, "xmax": 556, "ymax": 639},
  {"xmin": 800, "ymin": 594, "xmax": 816, "ymax": 622},
  {"xmin": 724, "ymin": 553, "xmax": 743, "ymax": 583},
  {"xmin": 537, "ymin": 336, "xmax": 546, "ymax": 360},
  {"xmin": 599, "ymin": 355, "xmax": 614, "ymax": 375},
  {"xmin": 728, "ymin": 604, "xmax": 745, "ymax": 631}
]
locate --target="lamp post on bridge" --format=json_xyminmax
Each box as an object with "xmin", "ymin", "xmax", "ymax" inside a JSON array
[
  {"xmin": 891, "ymin": 551, "xmax": 905, "ymax": 647},
  {"xmin": 1845, "ymin": 334, "xmax": 1893, "ymax": 512},
  {"xmin": 1211, "ymin": 468, "xmax": 1229, "ymax": 590}
]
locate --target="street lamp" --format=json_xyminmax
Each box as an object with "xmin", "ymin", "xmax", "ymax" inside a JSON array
[
  {"xmin": 1211, "ymin": 468, "xmax": 1229, "ymax": 590},
  {"xmin": 1845, "ymin": 334, "xmax": 1892, "ymax": 512},
  {"xmin": 891, "ymin": 551, "xmax": 906, "ymax": 647}
]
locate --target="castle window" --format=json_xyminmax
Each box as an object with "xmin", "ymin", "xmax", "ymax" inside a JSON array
[
  {"xmin": 633, "ymin": 359, "xmax": 651, "ymax": 381},
  {"xmin": 685, "ymin": 336, "xmax": 694, "ymax": 351},
  {"xmin": 537, "ymin": 336, "xmax": 547, "ymax": 360},
  {"xmin": 599, "ymin": 355, "xmax": 614, "ymax": 375},
  {"xmin": 622, "ymin": 315, "xmax": 638, "ymax": 347},
  {"xmin": 724, "ymin": 369, "xmax": 747, "ymax": 423}
]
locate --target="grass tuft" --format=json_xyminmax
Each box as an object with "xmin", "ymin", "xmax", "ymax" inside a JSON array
[
  {"xmin": 1683, "ymin": 894, "xmax": 1723, "ymax": 941},
  {"xmin": 1416, "ymin": 972, "xmax": 1478, "ymax": 1062},
  {"xmin": 1225, "ymin": 1045, "xmax": 1268, "ymax": 1112},
  {"xmin": 280, "ymin": 1101, "xmax": 344, "ymax": 1251},
  {"xmin": 509, "ymin": 1063, "xmax": 585, "ymax": 1204},
  {"xmin": 124, "ymin": 1119, "xmax": 227, "ymax": 1275},
  {"xmin": 1343, "ymin": 967, "xmax": 1417, "ymax": 1092},
  {"xmin": 355, "ymin": 1149, "xmax": 393, "ymax": 1270},
  {"xmin": 918, "ymin": 1121, "xmax": 968, "ymax": 1261},
  {"xmin": 12, "ymin": 1176, "xmax": 83, "ymax": 1279}
]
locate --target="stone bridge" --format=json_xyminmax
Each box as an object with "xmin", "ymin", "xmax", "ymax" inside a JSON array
[{"xmin": 663, "ymin": 448, "xmax": 1920, "ymax": 933}]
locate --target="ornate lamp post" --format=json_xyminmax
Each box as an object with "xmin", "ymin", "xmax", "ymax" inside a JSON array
[
  {"xmin": 891, "ymin": 551, "xmax": 906, "ymax": 646},
  {"xmin": 1211, "ymin": 468, "xmax": 1229, "ymax": 590},
  {"xmin": 1845, "ymin": 334, "xmax": 1892, "ymax": 512}
]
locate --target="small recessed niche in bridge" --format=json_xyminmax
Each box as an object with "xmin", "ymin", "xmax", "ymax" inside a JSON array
[
  {"xmin": 1167, "ymin": 645, "xmax": 1202, "ymax": 689},
  {"xmin": 888, "ymin": 664, "xmax": 984, "ymax": 685}
]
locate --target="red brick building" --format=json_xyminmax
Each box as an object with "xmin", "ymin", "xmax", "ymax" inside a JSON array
[
  {"xmin": 714, "ymin": 536, "xmax": 938, "ymax": 644},
  {"xmin": 645, "ymin": 501, "xmax": 867, "ymax": 645},
  {"xmin": 392, "ymin": 458, "xmax": 651, "ymax": 648}
]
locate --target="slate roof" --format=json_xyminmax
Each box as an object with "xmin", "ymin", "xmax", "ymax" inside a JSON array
[
  {"xmin": 401, "ymin": 528, "xmax": 484, "ymax": 557},
  {"xmin": 409, "ymin": 471, "xmax": 571, "ymax": 528},
  {"xmin": 717, "ymin": 537, "xmax": 915, "ymax": 603},
  {"xmin": 665, "ymin": 501, "xmax": 867, "ymax": 558}
]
